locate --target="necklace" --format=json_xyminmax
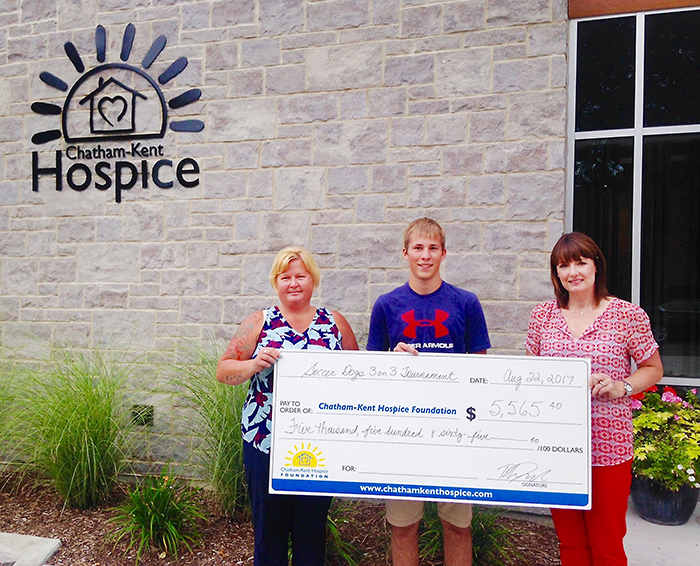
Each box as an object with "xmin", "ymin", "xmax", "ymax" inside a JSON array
[{"xmin": 573, "ymin": 305, "xmax": 593, "ymax": 315}]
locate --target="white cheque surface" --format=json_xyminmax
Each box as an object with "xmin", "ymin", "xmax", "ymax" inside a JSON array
[{"xmin": 270, "ymin": 350, "xmax": 591, "ymax": 509}]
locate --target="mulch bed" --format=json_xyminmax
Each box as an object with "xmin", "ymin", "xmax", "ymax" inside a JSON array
[{"xmin": 0, "ymin": 474, "xmax": 560, "ymax": 565}]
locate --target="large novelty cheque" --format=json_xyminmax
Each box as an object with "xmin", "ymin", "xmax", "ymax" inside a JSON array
[{"xmin": 270, "ymin": 350, "xmax": 591, "ymax": 509}]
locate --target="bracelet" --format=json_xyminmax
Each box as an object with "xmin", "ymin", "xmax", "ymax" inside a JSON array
[{"xmin": 622, "ymin": 379, "xmax": 633, "ymax": 397}]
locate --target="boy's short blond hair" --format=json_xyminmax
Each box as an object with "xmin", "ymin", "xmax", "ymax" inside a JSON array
[
  {"xmin": 403, "ymin": 217, "xmax": 446, "ymax": 250},
  {"xmin": 269, "ymin": 246, "xmax": 321, "ymax": 291}
]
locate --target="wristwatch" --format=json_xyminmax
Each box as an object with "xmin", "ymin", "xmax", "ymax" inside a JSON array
[{"xmin": 622, "ymin": 380, "xmax": 633, "ymax": 397}]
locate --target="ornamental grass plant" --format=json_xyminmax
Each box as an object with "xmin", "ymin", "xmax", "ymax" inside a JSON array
[
  {"xmin": 0, "ymin": 353, "xmax": 27, "ymax": 467},
  {"xmin": 326, "ymin": 499, "xmax": 364, "ymax": 565},
  {"xmin": 632, "ymin": 385, "xmax": 700, "ymax": 491},
  {"xmin": 109, "ymin": 466, "xmax": 206, "ymax": 564},
  {"xmin": 12, "ymin": 347, "xmax": 133, "ymax": 509},
  {"xmin": 172, "ymin": 341, "xmax": 249, "ymax": 517},
  {"xmin": 470, "ymin": 506, "xmax": 522, "ymax": 565}
]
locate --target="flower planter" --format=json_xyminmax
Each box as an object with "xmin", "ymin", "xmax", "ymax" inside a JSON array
[{"xmin": 631, "ymin": 475, "xmax": 700, "ymax": 525}]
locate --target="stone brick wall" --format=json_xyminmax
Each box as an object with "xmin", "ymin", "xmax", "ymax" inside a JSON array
[
  {"xmin": 1, "ymin": 0, "xmax": 568, "ymax": 468},
  {"xmin": 1, "ymin": 0, "xmax": 569, "ymax": 353}
]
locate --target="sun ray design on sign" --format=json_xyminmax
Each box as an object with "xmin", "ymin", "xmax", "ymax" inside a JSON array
[
  {"xmin": 284, "ymin": 443, "xmax": 326, "ymax": 468},
  {"xmin": 31, "ymin": 24, "xmax": 204, "ymax": 146}
]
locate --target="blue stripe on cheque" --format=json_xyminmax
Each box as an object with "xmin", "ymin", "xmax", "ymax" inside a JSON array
[{"xmin": 271, "ymin": 479, "xmax": 589, "ymax": 508}]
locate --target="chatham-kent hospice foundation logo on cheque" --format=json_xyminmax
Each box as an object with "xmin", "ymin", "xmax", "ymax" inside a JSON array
[
  {"xmin": 282, "ymin": 443, "xmax": 329, "ymax": 479},
  {"xmin": 31, "ymin": 24, "xmax": 204, "ymax": 203}
]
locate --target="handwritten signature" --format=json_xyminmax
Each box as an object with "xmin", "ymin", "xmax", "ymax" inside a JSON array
[{"xmin": 497, "ymin": 462, "xmax": 551, "ymax": 483}]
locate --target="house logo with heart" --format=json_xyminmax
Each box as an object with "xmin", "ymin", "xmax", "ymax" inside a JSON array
[
  {"xmin": 32, "ymin": 24, "xmax": 203, "ymax": 145},
  {"xmin": 81, "ymin": 76, "xmax": 146, "ymax": 136},
  {"xmin": 30, "ymin": 24, "xmax": 205, "ymax": 202}
]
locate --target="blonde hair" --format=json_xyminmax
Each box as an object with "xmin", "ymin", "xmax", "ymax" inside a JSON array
[
  {"xmin": 269, "ymin": 246, "xmax": 321, "ymax": 291},
  {"xmin": 403, "ymin": 217, "xmax": 446, "ymax": 250}
]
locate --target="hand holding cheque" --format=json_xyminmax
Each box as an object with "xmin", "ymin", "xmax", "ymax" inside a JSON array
[{"xmin": 270, "ymin": 350, "xmax": 591, "ymax": 509}]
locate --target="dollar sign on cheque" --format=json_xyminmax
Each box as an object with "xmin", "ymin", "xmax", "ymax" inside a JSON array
[{"xmin": 465, "ymin": 407, "xmax": 476, "ymax": 421}]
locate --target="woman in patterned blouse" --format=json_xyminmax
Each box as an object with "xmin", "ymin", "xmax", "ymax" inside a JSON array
[
  {"xmin": 216, "ymin": 246, "xmax": 358, "ymax": 566},
  {"xmin": 525, "ymin": 232, "xmax": 662, "ymax": 566}
]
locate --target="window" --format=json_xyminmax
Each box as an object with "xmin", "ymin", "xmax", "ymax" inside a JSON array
[{"xmin": 569, "ymin": 8, "xmax": 700, "ymax": 384}]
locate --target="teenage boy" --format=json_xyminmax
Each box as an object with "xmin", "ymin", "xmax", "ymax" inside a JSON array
[{"xmin": 366, "ymin": 217, "xmax": 491, "ymax": 566}]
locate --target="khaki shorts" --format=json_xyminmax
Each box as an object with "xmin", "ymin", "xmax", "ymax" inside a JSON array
[{"xmin": 385, "ymin": 499, "xmax": 473, "ymax": 529}]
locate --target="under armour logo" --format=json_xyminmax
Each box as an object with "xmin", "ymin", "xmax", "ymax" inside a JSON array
[{"xmin": 401, "ymin": 310, "xmax": 449, "ymax": 339}]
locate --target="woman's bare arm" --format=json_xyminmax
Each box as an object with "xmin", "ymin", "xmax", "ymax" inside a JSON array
[
  {"xmin": 591, "ymin": 350, "xmax": 663, "ymax": 400},
  {"xmin": 331, "ymin": 311, "xmax": 359, "ymax": 351},
  {"xmin": 216, "ymin": 311, "xmax": 279, "ymax": 385}
]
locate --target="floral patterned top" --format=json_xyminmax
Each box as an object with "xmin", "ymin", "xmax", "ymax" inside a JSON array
[
  {"xmin": 241, "ymin": 306, "xmax": 343, "ymax": 454},
  {"xmin": 525, "ymin": 298, "xmax": 659, "ymax": 466}
]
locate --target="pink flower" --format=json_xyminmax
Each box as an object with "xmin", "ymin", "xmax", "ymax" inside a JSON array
[
  {"xmin": 630, "ymin": 398, "xmax": 643, "ymax": 410},
  {"xmin": 692, "ymin": 388, "xmax": 697, "ymax": 395},
  {"xmin": 662, "ymin": 390, "xmax": 683, "ymax": 404},
  {"xmin": 674, "ymin": 414, "xmax": 681, "ymax": 421}
]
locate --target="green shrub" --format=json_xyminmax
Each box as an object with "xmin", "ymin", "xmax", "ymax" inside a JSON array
[
  {"xmin": 173, "ymin": 341, "xmax": 249, "ymax": 516},
  {"xmin": 13, "ymin": 348, "xmax": 132, "ymax": 509},
  {"xmin": 470, "ymin": 506, "xmax": 520, "ymax": 566},
  {"xmin": 418, "ymin": 501, "xmax": 443, "ymax": 562},
  {"xmin": 633, "ymin": 385, "xmax": 700, "ymax": 490},
  {"xmin": 326, "ymin": 499, "xmax": 364, "ymax": 566},
  {"xmin": 109, "ymin": 466, "xmax": 205, "ymax": 564},
  {"xmin": 419, "ymin": 503, "xmax": 519, "ymax": 566}
]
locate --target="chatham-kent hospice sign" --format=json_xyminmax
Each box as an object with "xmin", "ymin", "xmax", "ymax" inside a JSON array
[{"xmin": 31, "ymin": 24, "xmax": 205, "ymax": 203}]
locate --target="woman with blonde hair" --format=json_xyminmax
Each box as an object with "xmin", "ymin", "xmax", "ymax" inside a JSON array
[{"xmin": 217, "ymin": 246, "xmax": 358, "ymax": 566}]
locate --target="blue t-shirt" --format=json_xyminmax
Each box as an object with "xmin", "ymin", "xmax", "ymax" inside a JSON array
[{"xmin": 367, "ymin": 281, "xmax": 491, "ymax": 354}]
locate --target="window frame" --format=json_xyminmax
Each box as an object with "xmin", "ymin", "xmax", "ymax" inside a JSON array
[
  {"xmin": 567, "ymin": 7, "xmax": 700, "ymax": 385},
  {"xmin": 569, "ymin": 0, "xmax": 700, "ymax": 19}
]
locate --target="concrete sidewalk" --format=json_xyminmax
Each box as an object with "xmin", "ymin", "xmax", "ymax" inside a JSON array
[
  {"xmin": 625, "ymin": 496, "xmax": 700, "ymax": 566},
  {"xmin": 0, "ymin": 532, "xmax": 59, "ymax": 566}
]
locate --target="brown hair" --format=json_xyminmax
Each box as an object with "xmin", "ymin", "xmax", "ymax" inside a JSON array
[
  {"xmin": 550, "ymin": 232, "xmax": 609, "ymax": 308},
  {"xmin": 269, "ymin": 246, "xmax": 321, "ymax": 291},
  {"xmin": 403, "ymin": 217, "xmax": 446, "ymax": 250}
]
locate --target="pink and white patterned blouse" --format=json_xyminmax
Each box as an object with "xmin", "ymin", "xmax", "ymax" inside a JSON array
[{"xmin": 525, "ymin": 297, "xmax": 659, "ymax": 467}]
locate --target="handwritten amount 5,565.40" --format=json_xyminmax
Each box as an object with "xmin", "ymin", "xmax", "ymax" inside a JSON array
[{"xmin": 487, "ymin": 399, "xmax": 564, "ymax": 419}]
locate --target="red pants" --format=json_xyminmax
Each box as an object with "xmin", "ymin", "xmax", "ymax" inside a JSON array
[{"xmin": 551, "ymin": 459, "xmax": 632, "ymax": 566}]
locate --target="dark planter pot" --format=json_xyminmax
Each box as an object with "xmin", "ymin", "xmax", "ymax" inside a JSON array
[{"xmin": 631, "ymin": 475, "xmax": 700, "ymax": 525}]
